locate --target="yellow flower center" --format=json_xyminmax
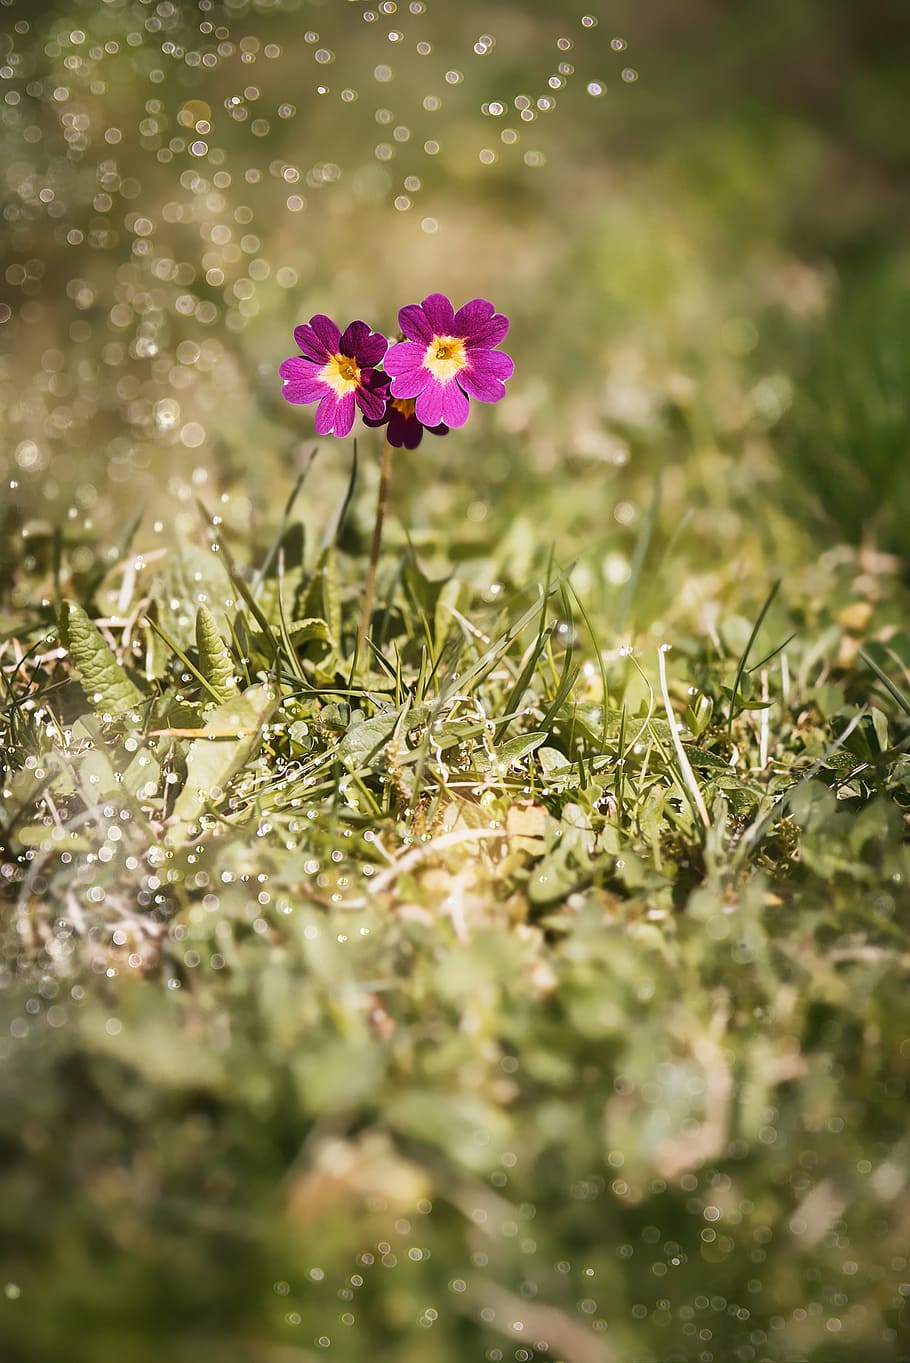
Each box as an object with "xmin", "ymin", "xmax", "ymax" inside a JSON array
[
  {"xmin": 391, "ymin": 397, "xmax": 416, "ymax": 419},
  {"xmin": 423, "ymin": 334, "xmax": 467, "ymax": 383},
  {"xmin": 319, "ymin": 352, "xmax": 361, "ymax": 395}
]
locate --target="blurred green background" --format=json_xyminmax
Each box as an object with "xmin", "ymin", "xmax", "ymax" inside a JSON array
[
  {"xmin": 2, "ymin": 3, "xmax": 910, "ymax": 1363},
  {"xmin": 2, "ymin": 0, "xmax": 909, "ymax": 580}
]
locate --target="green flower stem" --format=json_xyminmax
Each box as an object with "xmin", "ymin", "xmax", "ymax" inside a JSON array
[{"xmin": 358, "ymin": 437, "xmax": 394, "ymax": 658}]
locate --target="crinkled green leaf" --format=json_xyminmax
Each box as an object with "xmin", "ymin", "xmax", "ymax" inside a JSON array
[
  {"xmin": 338, "ymin": 707, "xmax": 404, "ymax": 770},
  {"xmin": 337, "ymin": 702, "xmax": 436, "ymax": 771},
  {"xmin": 493, "ymin": 730, "xmax": 547, "ymax": 771},
  {"xmin": 684, "ymin": 744, "xmax": 732, "ymax": 770},
  {"xmin": 194, "ymin": 604, "xmax": 237, "ymax": 705},
  {"xmin": 287, "ymin": 617, "xmax": 331, "ymax": 649},
  {"xmin": 539, "ymin": 745, "xmax": 572, "ymax": 775},
  {"xmin": 168, "ymin": 682, "xmax": 279, "ymax": 840},
  {"xmin": 59, "ymin": 602, "xmax": 144, "ymax": 721},
  {"xmin": 154, "ymin": 541, "xmax": 234, "ymax": 651},
  {"xmin": 123, "ymin": 745, "xmax": 161, "ymax": 799},
  {"xmin": 300, "ymin": 545, "xmax": 341, "ymax": 645},
  {"xmin": 258, "ymin": 541, "xmax": 306, "ymax": 630},
  {"xmin": 67, "ymin": 714, "xmax": 160, "ymax": 805}
]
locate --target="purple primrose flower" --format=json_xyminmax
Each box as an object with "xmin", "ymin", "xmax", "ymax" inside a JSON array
[
  {"xmin": 279, "ymin": 314, "xmax": 388, "ymax": 437},
  {"xmin": 383, "ymin": 293, "xmax": 513, "ymax": 429},
  {"xmin": 363, "ymin": 391, "xmax": 449, "ymax": 450}
]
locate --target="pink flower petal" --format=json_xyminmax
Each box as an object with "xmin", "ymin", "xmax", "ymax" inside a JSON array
[
  {"xmin": 453, "ymin": 297, "xmax": 495, "ymax": 339},
  {"xmin": 398, "ymin": 303, "xmax": 433, "ymax": 344},
  {"xmin": 333, "ymin": 391, "xmax": 356, "ymax": 437},
  {"xmin": 465, "ymin": 312, "xmax": 510, "ymax": 349},
  {"xmin": 420, "ymin": 292, "xmax": 456, "ymax": 336},
  {"xmin": 308, "ymin": 313, "xmax": 342, "ymax": 355},
  {"xmin": 362, "ymin": 368, "xmax": 390, "ymax": 400},
  {"xmin": 467, "ymin": 348, "xmax": 514, "ymax": 381},
  {"xmin": 457, "ymin": 347, "xmax": 513, "ymax": 403},
  {"xmin": 340, "ymin": 320, "xmax": 387, "ymax": 368},
  {"xmin": 362, "ymin": 409, "xmax": 389, "ymax": 430},
  {"xmin": 282, "ymin": 380, "xmax": 327, "ymax": 405},
  {"xmin": 390, "ymin": 366, "xmax": 433, "ymax": 400},
  {"xmin": 356, "ymin": 331, "xmax": 389, "ymax": 368},
  {"xmin": 440, "ymin": 380, "xmax": 470, "ymax": 427},
  {"xmin": 387, "ymin": 408, "xmax": 424, "ymax": 449},
  {"xmin": 414, "ymin": 379, "xmax": 445, "ymax": 428},
  {"xmin": 280, "ymin": 356, "xmax": 327, "ymax": 405},
  {"xmin": 339, "ymin": 319, "xmax": 367, "ymax": 355},
  {"xmin": 457, "ymin": 368, "xmax": 506, "ymax": 404},
  {"xmin": 355, "ymin": 382, "xmax": 386, "ymax": 422},
  {"xmin": 279, "ymin": 355, "xmax": 322, "ymax": 383},
  {"xmin": 293, "ymin": 324, "xmax": 331, "ymax": 363},
  {"xmin": 384, "ymin": 340, "xmax": 426, "ymax": 377},
  {"xmin": 400, "ymin": 421, "xmax": 424, "ymax": 450},
  {"xmin": 314, "ymin": 392, "xmax": 338, "ymax": 435}
]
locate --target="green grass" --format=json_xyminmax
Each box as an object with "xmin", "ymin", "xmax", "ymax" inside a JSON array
[
  {"xmin": 2, "ymin": 2, "xmax": 910, "ymax": 1360},
  {"xmin": 762, "ymin": 257, "xmax": 910, "ymax": 557},
  {"xmin": 2, "ymin": 456, "xmax": 909, "ymax": 1362}
]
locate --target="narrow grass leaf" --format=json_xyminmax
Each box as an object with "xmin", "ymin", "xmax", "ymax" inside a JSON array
[
  {"xmin": 727, "ymin": 579, "xmax": 781, "ymax": 745},
  {"xmin": 859, "ymin": 647, "xmax": 910, "ymax": 719},
  {"xmin": 657, "ymin": 644, "xmax": 710, "ymax": 829}
]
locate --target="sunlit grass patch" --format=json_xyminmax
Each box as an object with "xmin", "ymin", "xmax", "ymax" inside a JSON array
[
  {"xmin": 1, "ymin": 480, "xmax": 905, "ymax": 949},
  {"xmin": 2, "ymin": 2, "xmax": 910, "ymax": 1359},
  {"xmin": 1, "ymin": 488, "xmax": 909, "ymax": 1363}
]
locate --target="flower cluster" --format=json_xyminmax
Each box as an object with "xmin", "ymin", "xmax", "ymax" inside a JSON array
[{"xmin": 280, "ymin": 292, "xmax": 513, "ymax": 447}]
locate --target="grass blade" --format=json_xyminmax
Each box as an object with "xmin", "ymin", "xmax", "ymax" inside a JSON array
[
  {"xmin": 859, "ymin": 647, "xmax": 910, "ymax": 718},
  {"xmin": 727, "ymin": 579, "xmax": 781, "ymax": 746}
]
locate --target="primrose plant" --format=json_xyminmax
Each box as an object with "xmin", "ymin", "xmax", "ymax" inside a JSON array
[{"xmin": 280, "ymin": 293, "xmax": 514, "ymax": 648}]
